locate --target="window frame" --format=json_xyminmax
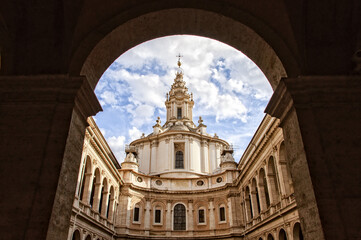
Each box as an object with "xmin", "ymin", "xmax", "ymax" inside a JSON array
[
  {"xmin": 173, "ymin": 203, "xmax": 187, "ymax": 231},
  {"xmin": 197, "ymin": 207, "xmax": 206, "ymax": 225},
  {"xmin": 219, "ymin": 205, "xmax": 226, "ymax": 223},
  {"xmin": 133, "ymin": 205, "xmax": 141, "ymax": 224},
  {"xmin": 177, "ymin": 107, "xmax": 182, "ymax": 119},
  {"xmin": 175, "ymin": 151, "xmax": 184, "ymax": 169},
  {"xmin": 153, "ymin": 206, "xmax": 163, "ymax": 225}
]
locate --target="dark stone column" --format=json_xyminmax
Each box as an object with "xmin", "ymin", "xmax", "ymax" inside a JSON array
[
  {"xmin": 266, "ymin": 76, "xmax": 361, "ymax": 240},
  {"xmin": 0, "ymin": 75, "xmax": 101, "ymax": 240}
]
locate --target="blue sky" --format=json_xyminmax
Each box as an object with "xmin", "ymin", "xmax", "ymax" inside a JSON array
[{"xmin": 94, "ymin": 35, "xmax": 272, "ymax": 163}]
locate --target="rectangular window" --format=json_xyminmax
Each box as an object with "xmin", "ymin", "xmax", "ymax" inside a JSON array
[
  {"xmin": 177, "ymin": 107, "xmax": 182, "ymax": 119},
  {"xmin": 198, "ymin": 209, "xmax": 205, "ymax": 223},
  {"xmin": 133, "ymin": 207, "xmax": 140, "ymax": 222},
  {"xmin": 219, "ymin": 207, "xmax": 225, "ymax": 222},
  {"xmin": 155, "ymin": 209, "xmax": 161, "ymax": 223},
  {"xmin": 175, "ymin": 151, "xmax": 184, "ymax": 169}
]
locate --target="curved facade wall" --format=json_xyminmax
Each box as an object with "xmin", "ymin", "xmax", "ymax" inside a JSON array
[
  {"xmin": 132, "ymin": 132, "xmax": 227, "ymax": 177},
  {"xmin": 67, "ymin": 115, "xmax": 303, "ymax": 240}
]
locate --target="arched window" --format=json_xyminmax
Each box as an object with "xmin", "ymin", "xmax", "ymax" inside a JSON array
[
  {"xmin": 267, "ymin": 234, "xmax": 275, "ymax": 240},
  {"xmin": 279, "ymin": 228, "xmax": 288, "ymax": 240},
  {"xmin": 90, "ymin": 168, "xmax": 101, "ymax": 211},
  {"xmin": 267, "ymin": 156, "xmax": 280, "ymax": 204},
  {"xmin": 85, "ymin": 235, "xmax": 92, "ymax": 240},
  {"xmin": 71, "ymin": 230, "xmax": 80, "ymax": 240},
  {"xmin": 259, "ymin": 168, "xmax": 270, "ymax": 210},
  {"xmin": 175, "ymin": 151, "xmax": 184, "ymax": 169},
  {"xmin": 79, "ymin": 156, "xmax": 92, "ymax": 202},
  {"xmin": 293, "ymin": 222, "xmax": 304, "ymax": 240},
  {"xmin": 173, "ymin": 204, "xmax": 186, "ymax": 230}
]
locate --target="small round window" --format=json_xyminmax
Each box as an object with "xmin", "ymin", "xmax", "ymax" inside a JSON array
[
  {"xmin": 155, "ymin": 180, "xmax": 162, "ymax": 186},
  {"xmin": 196, "ymin": 180, "xmax": 204, "ymax": 186},
  {"xmin": 137, "ymin": 177, "xmax": 143, "ymax": 182},
  {"xmin": 216, "ymin": 177, "xmax": 223, "ymax": 183}
]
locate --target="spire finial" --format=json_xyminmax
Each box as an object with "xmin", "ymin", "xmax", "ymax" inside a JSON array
[{"xmin": 176, "ymin": 53, "xmax": 183, "ymax": 67}]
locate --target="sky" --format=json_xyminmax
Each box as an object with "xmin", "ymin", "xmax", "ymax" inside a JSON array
[{"xmin": 94, "ymin": 35, "xmax": 273, "ymax": 163}]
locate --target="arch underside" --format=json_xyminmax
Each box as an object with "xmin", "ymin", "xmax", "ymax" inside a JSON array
[{"xmin": 75, "ymin": 8, "xmax": 297, "ymax": 90}]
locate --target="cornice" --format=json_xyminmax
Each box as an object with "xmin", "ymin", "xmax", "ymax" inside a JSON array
[
  {"xmin": 129, "ymin": 130, "xmax": 229, "ymax": 146},
  {"xmin": 234, "ymin": 118, "xmax": 280, "ymax": 186},
  {"xmin": 265, "ymin": 76, "xmax": 361, "ymax": 122},
  {"xmin": 86, "ymin": 126, "xmax": 124, "ymax": 185},
  {"xmin": 125, "ymin": 182, "xmax": 238, "ymax": 195}
]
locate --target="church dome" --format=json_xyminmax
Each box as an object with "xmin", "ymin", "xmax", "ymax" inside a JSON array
[{"xmin": 125, "ymin": 55, "xmax": 231, "ymax": 178}]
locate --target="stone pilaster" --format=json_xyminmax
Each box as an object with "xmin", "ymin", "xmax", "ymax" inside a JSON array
[
  {"xmin": 100, "ymin": 190, "xmax": 109, "ymax": 218},
  {"xmin": 82, "ymin": 172, "xmax": 93, "ymax": 204},
  {"xmin": 208, "ymin": 198, "xmax": 215, "ymax": 235},
  {"xmin": 187, "ymin": 200, "xmax": 194, "ymax": 234},
  {"xmin": 92, "ymin": 182, "xmax": 102, "ymax": 212},
  {"xmin": 144, "ymin": 198, "xmax": 151, "ymax": 235},
  {"xmin": 250, "ymin": 190, "xmax": 260, "ymax": 217},
  {"xmin": 266, "ymin": 76, "xmax": 361, "ymax": 240},
  {"xmin": 166, "ymin": 200, "xmax": 172, "ymax": 236},
  {"xmin": 201, "ymin": 140, "xmax": 209, "ymax": 173},
  {"xmin": 0, "ymin": 75, "xmax": 101, "ymax": 240}
]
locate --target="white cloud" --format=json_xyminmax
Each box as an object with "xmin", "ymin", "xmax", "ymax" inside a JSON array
[
  {"xmin": 127, "ymin": 104, "xmax": 156, "ymax": 128},
  {"xmin": 107, "ymin": 136, "xmax": 126, "ymax": 162},
  {"xmin": 95, "ymin": 35, "xmax": 273, "ymax": 162},
  {"xmin": 129, "ymin": 127, "xmax": 142, "ymax": 142},
  {"xmin": 99, "ymin": 91, "xmax": 118, "ymax": 106}
]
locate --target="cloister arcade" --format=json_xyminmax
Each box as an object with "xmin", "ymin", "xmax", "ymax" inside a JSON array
[
  {"xmin": 77, "ymin": 159, "xmax": 118, "ymax": 223},
  {"xmin": 66, "ymin": 115, "xmax": 302, "ymax": 240},
  {"xmin": 241, "ymin": 140, "xmax": 294, "ymax": 225}
]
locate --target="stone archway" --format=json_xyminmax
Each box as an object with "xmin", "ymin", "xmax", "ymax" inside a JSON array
[
  {"xmin": 2, "ymin": 2, "xmax": 359, "ymax": 240},
  {"xmin": 71, "ymin": 8, "xmax": 299, "ymax": 90},
  {"xmin": 68, "ymin": 8, "xmax": 320, "ymax": 240}
]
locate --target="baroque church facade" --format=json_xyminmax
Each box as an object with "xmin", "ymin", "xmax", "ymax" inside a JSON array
[{"xmin": 68, "ymin": 61, "xmax": 303, "ymax": 240}]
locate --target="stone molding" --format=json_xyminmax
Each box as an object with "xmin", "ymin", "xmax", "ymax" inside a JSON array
[
  {"xmin": 0, "ymin": 74, "xmax": 101, "ymax": 121},
  {"xmin": 265, "ymin": 76, "xmax": 361, "ymax": 121}
]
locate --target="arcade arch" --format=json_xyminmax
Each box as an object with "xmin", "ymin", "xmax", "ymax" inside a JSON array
[
  {"xmin": 267, "ymin": 233, "xmax": 275, "ymax": 240},
  {"xmin": 71, "ymin": 230, "xmax": 80, "ymax": 240},
  {"xmin": 293, "ymin": 222, "xmax": 304, "ymax": 240},
  {"xmin": 258, "ymin": 168, "xmax": 270, "ymax": 210},
  {"xmin": 278, "ymin": 142, "xmax": 293, "ymax": 195},
  {"xmin": 267, "ymin": 156, "xmax": 280, "ymax": 204},
  {"xmin": 251, "ymin": 178, "xmax": 261, "ymax": 217},
  {"xmin": 279, "ymin": 228, "xmax": 287, "ymax": 240},
  {"xmin": 79, "ymin": 156, "xmax": 92, "ymax": 202},
  {"xmin": 99, "ymin": 178, "xmax": 108, "ymax": 216}
]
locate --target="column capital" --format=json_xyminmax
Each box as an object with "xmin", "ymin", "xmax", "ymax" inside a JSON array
[
  {"xmin": 265, "ymin": 76, "xmax": 361, "ymax": 122},
  {"xmin": 0, "ymin": 75, "xmax": 101, "ymax": 118}
]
